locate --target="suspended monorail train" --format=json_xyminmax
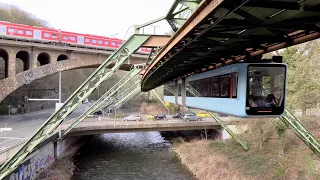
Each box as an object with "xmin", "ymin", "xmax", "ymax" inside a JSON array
[{"xmin": 164, "ymin": 62, "xmax": 287, "ymax": 117}]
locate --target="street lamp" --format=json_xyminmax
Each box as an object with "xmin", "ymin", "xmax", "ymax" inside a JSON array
[{"xmin": 57, "ymin": 68, "xmax": 62, "ymax": 103}]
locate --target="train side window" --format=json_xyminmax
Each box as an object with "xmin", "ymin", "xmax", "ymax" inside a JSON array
[
  {"xmin": 117, "ymin": 43, "xmax": 121, "ymax": 46},
  {"xmin": 202, "ymin": 78, "xmax": 210, "ymax": 97},
  {"xmin": 220, "ymin": 75, "xmax": 230, "ymax": 97},
  {"xmin": 164, "ymin": 83, "xmax": 175, "ymax": 96},
  {"xmin": 98, "ymin": 40, "xmax": 102, "ymax": 44},
  {"xmin": 85, "ymin": 39, "xmax": 90, "ymax": 43},
  {"xmin": 178, "ymin": 84, "xmax": 182, "ymax": 96},
  {"xmin": 63, "ymin": 36, "xmax": 68, "ymax": 40},
  {"xmin": 186, "ymin": 82, "xmax": 195, "ymax": 97},
  {"xmin": 92, "ymin": 39, "xmax": 96, "ymax": 43},
  {"xmin": 26, "ymin": 31, "xmax": 32, "ymax": 35},
  {"xmin": 52, "ymin": 34, "xmax": 57, "ymax": 38},
  {"xmin": 210, "ymin": 77, "xmax": 220, "ymax": 97},
  {"xmin": 44, "ymin": 33, "xmax": 50, "ymax": 37},
  {"xmin": 111, "ymin": 42, "xmax": 116, "ymax": 46},
  {"xmin": 70, "ymin": 36, "xmax": 75, "ymax": 41},
  {"xmin": 105, "ymin": 41, "xmax": 109, "ymax": 45},
  {"xmin": 17, "ymin": 30, "xmax": 23, "ymax": 34},
  {"xmin": 232, "ymin": 73, "xmax": 238, "ymax": 98},
  {"xmin": 8, "ymin": 28, "xmax": 14, "ymax": 33}
]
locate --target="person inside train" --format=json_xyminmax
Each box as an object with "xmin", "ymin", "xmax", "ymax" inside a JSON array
[
  {"xmin": 250, "ymin": 76, "xmax": 262, "ymax": 97},
  {"xmin": 248, "ymin": 95, "xmax": 258, "ymax": 107},
  {"xmin": 264, "ymin": 88, "xmax": 281, "ymax": 107}
]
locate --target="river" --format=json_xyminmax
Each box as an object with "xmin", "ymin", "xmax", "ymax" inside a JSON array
[{"xmin": 72, "ymin": 132, "xmax": 194, "ymax": 180}]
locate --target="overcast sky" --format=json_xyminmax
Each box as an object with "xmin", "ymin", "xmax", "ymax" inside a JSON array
[{"xmin": 0, "ymin": 0, "xmax": 173, "ymax": 39}]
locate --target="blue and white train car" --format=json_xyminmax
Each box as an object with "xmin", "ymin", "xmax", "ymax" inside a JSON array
[{"xmin": 164, "ymin": 63, "xmax": 287, "ymax": 118}]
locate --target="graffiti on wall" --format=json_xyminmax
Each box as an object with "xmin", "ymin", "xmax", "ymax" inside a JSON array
[{"xmin": 6, "ymin": 142, "xmax": 55, "ymax": 180}]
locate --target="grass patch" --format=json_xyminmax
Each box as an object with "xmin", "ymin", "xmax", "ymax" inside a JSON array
[{"xmin": 210, "ymin": 140, "xmax": 272, "ymax": 178}]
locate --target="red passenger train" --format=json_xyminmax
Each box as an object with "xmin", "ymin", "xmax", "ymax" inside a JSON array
[{"xmin": 0, "ymin": 21, "xmax": 151, "ymax": 54}]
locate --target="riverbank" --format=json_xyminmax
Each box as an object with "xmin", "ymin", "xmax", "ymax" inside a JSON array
[
  {"xmin": 37, "ymin": 157, "xmax": 75, "ymax": 180},
  {"xmin": 172, "ymin": 124, "xmax": 320, "ymax": 180},
  {"xmin": 173, "ymin": 139, "xmax": 247, "ymax": 180}
]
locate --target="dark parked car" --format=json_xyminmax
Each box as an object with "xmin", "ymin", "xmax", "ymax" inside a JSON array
[
  {"xmin": 93, "ymin": 110, "xmax": 102, "ymax": 115},
  {"xmin": 172, "ymin": 113, "xmax": 184, "ymax": 119},
  {"xmin": 153, "ymin": 114, "xmax": 166, "ymax": 120}
]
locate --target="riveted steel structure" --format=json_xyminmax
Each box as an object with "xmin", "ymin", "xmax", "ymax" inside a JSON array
[
  {"xmin": 62, "ymin": 67, "xmax": 143, "ymax": 136},
  {"xmin": 0, "ymin": 34, "xmax": 152, "ymax": 178},
  {"xmin": 142, "ymin": 0, "xmax": 320, "ymax": 91},
  {"xmin": 185, "ymin": 82, "xmax": 249, "ymax": 150}
]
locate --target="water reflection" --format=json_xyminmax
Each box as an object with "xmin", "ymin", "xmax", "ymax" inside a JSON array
[{"xmin": 72, "ymin": 132, "xmax": 193, "ymax": 180}]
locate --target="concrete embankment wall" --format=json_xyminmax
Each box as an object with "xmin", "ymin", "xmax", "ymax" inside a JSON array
[{"xmin": 3, "ymin": 133, "xmax": 88, "ymax": 180}]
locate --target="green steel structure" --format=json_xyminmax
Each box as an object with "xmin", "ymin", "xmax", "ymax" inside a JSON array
[
  {"xmin": 0, "ymin": 34, "xmax": 151, "ymax": 178},
  {"xmin": 151, "ymin": 89, "xmax": 170, "ymax": 112},
  {"xmin": 279, "ymin": 108, "xmax": 320, "ymax": 157},
  {"xmin": 62, "ymin": 68, "xmax": 142, "ymax": 136},
  {"xmin": 114, "ymin": 91, "xmax": 143, "ymax": 109},
  {"xmin": 134, "ymin": 0, "xmax": 201, "ymax": 33},
  {"xmin": 185, "ymin": 82, "xmax": 249, "ymax": 150},
  {"xmin": 113, "ymin": 86, "xmax": 141, "ymax": 108}
]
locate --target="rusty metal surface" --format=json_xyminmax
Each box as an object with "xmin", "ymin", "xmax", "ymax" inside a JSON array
[
  {"xmin": 141, "ymin": 35, "xmax": 172, "ymax": 47},
  {"xmin": 141, "ymin": 0, "xmax": 320, "ymax": 91}
]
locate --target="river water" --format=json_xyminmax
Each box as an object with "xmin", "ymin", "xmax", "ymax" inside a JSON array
[{"xmin": 72, "ymin": 132, "xmax": 194, "ymax": 180}]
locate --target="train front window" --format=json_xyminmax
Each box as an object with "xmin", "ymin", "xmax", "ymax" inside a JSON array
[{"xmin": 246, "ymin": 64, "xmax": 287, "ymax": 115}]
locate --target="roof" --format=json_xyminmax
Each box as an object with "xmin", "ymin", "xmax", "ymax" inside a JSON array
[{"xmin": 141, "ymin": 0, "xmax": 320, "ymax": 92}]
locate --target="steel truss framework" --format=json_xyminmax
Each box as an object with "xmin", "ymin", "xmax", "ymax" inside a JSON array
[
  {"xmin": 100, "ymin": 81, "xmax": 141, "ymax": 112},
  {"xmin": 280, "ymin": 108, "xmax": 320, "ymax": 157},
  {"xmin": 62, "ymin": 68, "xmax": 143, "ymax": 136},
  {"xmin": 134, "ymin": 0, "xmax": 202, "ymax": 33},
  {"xmin": 185, "ymin": 82, "xmax": 249, "ymax": 150},
  {"xmin": 151, "ymin": 88, "xmax": 170, "ymax": 112},
  {"xmin": 0, "ymin": 34, "xmax": 151, "ymax": 178},
  {"xmin": 113, "ymin": 86, "xmax": 141, "ymax": 108}
]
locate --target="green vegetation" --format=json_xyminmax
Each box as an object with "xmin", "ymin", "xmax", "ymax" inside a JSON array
[{"xmin": 0, "ymin": 3, "xmax": 50, "ymax": 27}]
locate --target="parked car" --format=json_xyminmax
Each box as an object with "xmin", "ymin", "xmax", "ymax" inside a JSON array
[
  {"xmin": 182, "ymin": 114, "xmax": 202, "ymax": 121},
  {"xmin": 93, "ymin": 110, "xmax": 102, "ymax": 115},
  {"xmin": 147, "ymin": 115, "xmax": 154, "ymax": 120},
  {"xmin": 153, "ymin": 114, "xmax": 166, "ymax": 120},
  {"xmin": 196, "ymin": 112, "xmax": 211, "ymax": 118},
  {"xmin": 172, "ymin": 113, "xmax": 184, "ymax": 119},
  {"xmin": 123, "ymin": 114, "xmax": 141, "ymax": 121}
]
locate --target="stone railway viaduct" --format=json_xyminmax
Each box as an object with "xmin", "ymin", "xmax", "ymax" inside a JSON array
[{"xmin": 0, "ymin": 39, "xmax": 149, "ymax": 102}]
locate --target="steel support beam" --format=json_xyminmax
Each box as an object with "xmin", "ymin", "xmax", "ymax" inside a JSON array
[
  {"xmin": 115, "ymin": 91, "xmax": 143, "ymax": 109},
  {"xmin": 113, "ymin": 86, "xmax": 141, "ymax": 108},
  {"xmin": 151, "ymin": 89, "xmax": 170, "ymax": 112},
  {"xmin": 94, "ymin": 79, "xmax": 142, "ymax": 112},
  {"xmin": 279, "ymin": 108, "xmax": 320, "ymax": 157},
  {"xmin": 62, "ymin": 69, "xmax": 142, "ymax": 136},
  {"xmin": 0, "ymin": 34, "xmax": 151, "ymax": 178},
  {"xmin": 185, "ymin": 82, "xmax": 249, "ymax": 150}
]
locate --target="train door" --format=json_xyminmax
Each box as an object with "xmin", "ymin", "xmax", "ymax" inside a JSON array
[
  {"xmin": 0, "ymin": 25, "xmax": 6, "ymax": 35},
  {"xmin": 34, "ymin": 30, "xmax": 41, "ymax": 40},
  {"xmin": 78, "ymin": 36, "xmax": 84, "ymax": 45}
]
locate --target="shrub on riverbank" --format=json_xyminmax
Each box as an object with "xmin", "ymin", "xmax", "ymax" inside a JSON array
[
  {"xmin": 173, "ymin": 119, "xmax": 320, "ymax": 180},
  {"xmin": 173, "ymin": 140, "xmax": 247, "ymax": 180},
  {"xmin": 37, "ymin": 157, "xmax": 75, "ymax": 180}
]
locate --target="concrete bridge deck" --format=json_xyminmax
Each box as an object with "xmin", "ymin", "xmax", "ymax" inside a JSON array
[{"xmin": 62, "ymin": 116, "xmax": 242, "ymax": 136}]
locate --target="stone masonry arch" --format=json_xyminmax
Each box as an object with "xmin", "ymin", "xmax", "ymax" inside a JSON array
[
  {"xmin": 0, "ymin": 48, "xmax": 9, "ymax": 79},
  {"xmin": 57, "ymin": 54, "xmax": 69, "ymax": 61},
  {"xmin": 37, "ymin": 52, "xmax": 51, "ymax": 66},
  {"xmin": 0, "ymin": 58, "xmax": 138, "ymax": 102},
  {"xmin": 16, "ymin": 50, "xmax": 30, "ymax": 74}
]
